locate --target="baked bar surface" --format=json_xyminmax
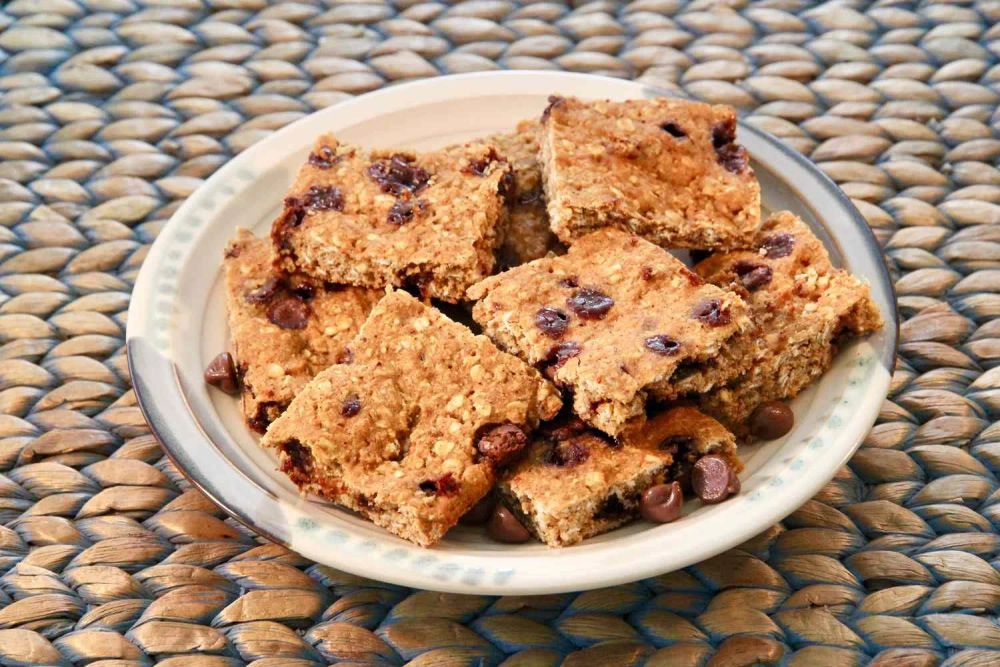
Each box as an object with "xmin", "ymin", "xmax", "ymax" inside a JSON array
[
  {"xmin": 272, "ymin": 134, "xmax": 513, "ymax": 303},
  {"xmin": 540, "ymin": 96, "xmax": 761, "ymax": 250},
  {"xmin": 223, "ymin": 229, "xmax": 380, "ymax": 432},
  {"xmin": 468, "ymin": 229, "xmax": 751, "ymax": 436},
  {"xmin": 696, "ymin": 211, "xmax": 884, "ymax": 428},
  {"xmin": 259, "ymin": 290, "xmax": 562, "ymax": 547},
  {"xmin": 500, "ymin": 407, "xmax": 738, "ymax": 546}
]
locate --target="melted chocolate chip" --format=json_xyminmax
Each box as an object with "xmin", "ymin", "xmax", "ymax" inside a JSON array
[
  {"xmin": 691, "ymin": 455, "xmax": 739, "ymax": 504},
  {"xmin": 267, "ymin": 295, "xmax": 310, "ymax": 330},
  {"xmin": 464, "ymin": 148, "xmax": 501, "ymax": 176},
  {"xmin": 419, "ymin": 473, "xmax": 460, "ymax": 497},
  {"xmin": 487, "ymin": 505, "xmax": 532, "ymax": 543},
  {"xmin": 278, "ymin": 439, "xmax": 313, "ymax": 483},
  {"xmin": 475, "ymin": 423, "xmax": 528, "ymax": 467},
  {"xmin": 541, "ymin": 95, "xmax": 565, "ymax": 122},
  {"xmin": 387, "ymin": 198, "xmax": 427, "ymax": 226},
  {"xmin": 712, "ymin": 119, "xmax": 737, "ymax": 148},
  {"xmin": 749, "ymin": 401, "xmax": 794, "ymax": 440},
  {"xmin": 640, "ymin": 482, "xmax": 683, "ymax": 523},
  {"xmin": 367, "ymin": 155, "xmax": 430, "ymax": 196},
  {"xmin": 543, "ymin": 440, "xmax": 589, "ymax": 468},
  {"xmin": 535, "ymin": 307, "xmax": 570, "ymax": 338},
  {"xmin": 308, "ymin": 145, "xmax": 340, "ymax": 169},
  {"xmin": 692, "ymin": 298, "xmax": 731, "ymax": 327},
  {"xmin": 271, "ymin": 199, "xmax": 306, "ymax": 250},
  {"xmin": 248, "ymin": 400, "xmax": 285, "ymax": 433},
  {"xmin": 204, "ymin": 352, "xmax": 239, "ymax": 394},
  {"xmin": 341, "ymin": 395, "xmax": 361, "ymax": 418},
  {"xmin": 760, "ymin": 233, "xmax": 795, "ymax": 258},
  {"xmin": 460, "ymin": 494, "xmax": 496, "ymax": 526},
  {"xmin": 640, "ymin": 267, "xmax": 654, "ymax": 281},
  {"xmin": 245, "ymin": 277, "xmax": 281, "ymax": 304},
  {"xmin": 289, "ymin": 281, "xmax": 316, "ymax": 301},
  {"xmin": 302, "ymin": 185, "xmax": 344, "ymax": 211},
  {"xmin": 542, "ymin": 341, "xmax": 581, "ymax": 380},
  {"xmin": 711, "ymin": 118, "xmax": 748, "ymax": 174},
  {"xmin": 542, "ymin": 417, "xmax": 588, "ymax": 442},
  {"xmin": 644, "ymin": 335, "xmax": 681, "ymax": 356},
  {"xmin": 566, "ymin": 287, "xmax": 614, "ymax": 320},
  {"xmin": 559, "ymin": 276, "xmax": 579, "ymax": 288},
  {"xmin": 661, "ymin": 121, "xmax": 686, "ymax": 138},
  {"xmin": 733, "ymin": 260, "xmax": 773, "ymax": 291}
]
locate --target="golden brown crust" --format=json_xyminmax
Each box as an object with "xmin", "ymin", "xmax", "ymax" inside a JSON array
[
  {"xmin": 260, "ymin": 290, "xmax": 562, "ymax": 547},
  {"xmin": 540, "ymin": 96, "xmax": 761, "ymax": 250}
]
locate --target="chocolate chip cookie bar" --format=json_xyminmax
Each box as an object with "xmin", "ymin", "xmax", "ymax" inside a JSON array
[
  {"xmin": 468, "ymin": 229, "xmax": 752, "ymax": 437},
  {"xmin": 259, "ymin": 290, "xmax": 562, "ymax": 547},
  {"xmin": 540, "ymin": 96, "xmax": 760, "ymax": 250},
  {"xmin": 499, "ymin": 407, "xmax": 738, "ymax": 546},
  {"xmin": 224, "ymin": 229, "xmax": 381, "ymax": 432},
  {"xmin": 272, "ymin": 134, "xmax": 513, "ymax": 303},
  {"xmin": 487, "ymin": 121, "xmax": 561, "ymax": 267},
  {"xmin": 696, "ymin": 211, "xmax": 883, "ymax": 428}
]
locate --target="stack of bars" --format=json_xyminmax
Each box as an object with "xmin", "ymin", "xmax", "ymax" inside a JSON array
[{"xmin": 208, "ymin": 96, "xmax": 883, "ymax": 548}]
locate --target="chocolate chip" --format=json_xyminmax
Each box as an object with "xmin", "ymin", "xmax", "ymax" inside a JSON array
[
  {"xmin": 367, "ymin": 154, "xmax": 430, "ymax": 196},
  {"xmin": 475, "ymin": 423, "xmax": 528, "ymax": 467},
  {"xmin": 640, "ymin": 481, "xmax": 683, "ymax": 523},
  {"xmin": 419, "ymin": 473, "xmax": 459, "ymax": 497},
  {"xmin": 271, "ymin": 199, "xmax": 306, "ymax": 250},
  {"xmin": 558, "ymin": 276, "xmax": 579, "ymax": 288},
  {"xmin": 543, "ymin": 440, "xmax": 589, "ymax": 468},
  {"xmin": 248, "ymin": 400, "xmax": 285, "ymax": 433},
  {"xmin": 267, "ymin": 295, "xmax": 310, "ymax": 330},
  {"xmin": 387, "ymin": 198, "xmax": 427, "ymax": 225},
  {"xmin": 717, "ymin": 143, "xmax": 749, "ymax": 174},
  {"xmin": 499, "ymin": 170, "xmax": 514, "ymax": 202},
  {"xmin": 712, "ymin": 119, "xmax": 737, "ymax": 148},
  {"xmin": 542, "ymin": 341, "xmax": 581, "ymax": 378},
  {"xmin": 541, "ymin": 95, "xmax": 565, "ymax": 122},
  {"xmin": 464, "ymin": 148, "xmax": 501, "ymax": 176},
  {"xmin": 644, "ymin": 335, "xmax": 681, "ymax": 356},
  {"xmin": 245, "ymin": 277, "xmax": 281, "ymax": 303},
  {"xmin": 535, "ymin": 307, "xmax": 570, "ymax": 338},
  {"xmin": 692, "ymin": 298, "xmax": 731, "ymax": 327},
  {"xmin": 204, "ymin": 352, "xmax": 239, "ymax": 394},
  {"xmin": 289, "ymin": 281, "xmax": 316, "ymax": 301},
  {"xmin": 542, "ymin": 417, "xmax": 588, "ymax": 442},
  {"xmin": 302, "ymin": 185, "xmax": 344, "ymax": 211},
  {"xmin": 760, "ymin": 233, "xmax": 795, "ymax": 259},
  {"xmin": 567, "ymin": 287, "xmax": 614, "ymax": 320},
  {"xmin": 487, "ymin": 505, "xmax": 532, "ymax": 543},
  {"xmin": 278, "ymin": 439, "xmax": 313, "ymax": 483},
  {"xmin": 640, "ymin": 267, "xmax": 654, "ymax": 281},
  {"xmin": 341, "ymin": 395, "xmax": 361, "ymax": 418},
  {"xmin": 661, "ymin": 121, "xmax": 686, "ymax": 138},
  {"xmin": 749, "ymin": 401, "xmax": 795, "ymax": 440},
  {"xmin": 691, "ymin": 455, "xmax": 739, "ymax": 504},
  {"xmin": 460, "ymin": 494, "xmax": 496, "ymax": 526},
  {"xmin": 308, "ymin": 146, "xmax": 340, "ymax": 169},
  {"xmin": 733, "ymin": 261, "xmax": 773, "ymax": 291}
]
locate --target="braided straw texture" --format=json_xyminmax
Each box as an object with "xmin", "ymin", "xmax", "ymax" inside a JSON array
[{"xmin": 0, "ymin": 0, "xmax": 998, "ymax": 664}]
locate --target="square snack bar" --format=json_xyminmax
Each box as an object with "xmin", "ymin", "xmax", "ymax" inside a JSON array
[
  {"xmin": 487, "ymin": 120, "xmax": 561, "ymax": 267},
  {"xmin": 271, "ymin": 134, "xmax": 513, "ymax": 303},
  {"xmin": 223, "ymin": 229, "xmax": 381, "ymax": 432},
  {"xmin": 696, "ymin": 211, "xmax": 884, "ymax": 428},
  {"xmin": 260, "ymin": 290, "xmax": 562, "ymax": 547},
  {"xmin": 468, "ymin": 229, "xmax": 752, "ymax": 437},
  {"xmin": 500, "ymin": 407, "xmax": 739, "ymax": 546},
  {"xmin": 541, "ymin": 96, "xmax": 761, "ymax": 250}
]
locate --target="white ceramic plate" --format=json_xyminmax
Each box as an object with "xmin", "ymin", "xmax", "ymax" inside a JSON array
[{"xmin": 127, "ymin": 71, "xmax": 897, "ymax": 595}]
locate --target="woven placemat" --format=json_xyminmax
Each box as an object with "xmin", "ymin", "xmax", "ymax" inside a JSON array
[{"xmin": 1, "ymin": 0, "xmax": 998, "ymax": 664}]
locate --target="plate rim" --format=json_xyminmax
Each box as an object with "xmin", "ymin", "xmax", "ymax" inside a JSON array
[{"xmin": 126, "ymin": 70, "xmax": 899, "ymax": 594}]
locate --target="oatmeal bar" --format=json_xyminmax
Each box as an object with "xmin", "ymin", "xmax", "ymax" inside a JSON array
[
  {"xmin": 224, "ymin": 229, "xmax": 381, "ymax": 432},
  {"xmin": 499, "ymin": 407, "xmax": 738, "ymax": 546},
  {"xmin": 489, "ymin": 121, "xmax": 561, "ymax": 267},
  {"xmin": 696, "ymin": 211, "xmax": 883, "ymax": 428},
  {"xmin": 271, "ymin": 134, "xmax": 513, "ymax": 303},
  {"xmin": 260, "ymin": 290, "xmax": 562, "ymax": 547},
  {"xmin": 468, "ymin": 229, "xmax": 752, "ymax": 437},
  {"xmin": 540, "ymin": 96, "xmax": 760, "ymax": 250}
]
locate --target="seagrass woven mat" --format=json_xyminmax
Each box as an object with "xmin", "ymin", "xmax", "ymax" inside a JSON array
[{"xmin": 0, "ymin": 0, "xmax": 998, "ymax": 665}]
